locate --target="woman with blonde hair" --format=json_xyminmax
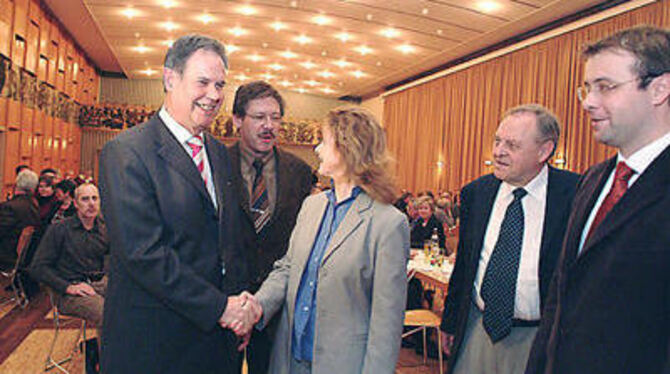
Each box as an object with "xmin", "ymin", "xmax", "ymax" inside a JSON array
[{"xmin": 254, "ymin": 106, "xmax": 410, "ymax": 374}]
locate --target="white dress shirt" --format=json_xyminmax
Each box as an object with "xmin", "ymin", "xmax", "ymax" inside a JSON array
[
  {"xmin": 474, "ymin": 164, "xmax": 549, "ymax": 321},
  {"xmin": 578, "ymin": 130, "xmax": 670, "ymax": 254},
  {"xmin": 159, "ymin": 107, "xmax": 218, "ymax": 209}
]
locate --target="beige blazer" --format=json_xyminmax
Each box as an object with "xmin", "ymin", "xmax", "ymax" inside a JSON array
[{"xmin": 255, "ymin": 191, "xmax": 410, "ymax": 374}]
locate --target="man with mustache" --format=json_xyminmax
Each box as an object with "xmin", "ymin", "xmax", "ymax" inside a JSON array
[
  {"xmin": 440, "ymin": 104, "xmax": 579, "ymax": 374},
  {"xmin": 98, "ymin": 35, "xmax": 250, "ymax": 374},
  {"xmin": 228, "ymin": 81, "xmax": 312, "ymax": 374}
]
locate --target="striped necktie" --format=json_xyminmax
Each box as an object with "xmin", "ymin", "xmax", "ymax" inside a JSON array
[
  {"xmin": 251, "ymin": 159, "xmax": 270, "ymax": 232},
  {"xmin": 186, "ymin": 135, "xmax": 207, "ymax": 187}
]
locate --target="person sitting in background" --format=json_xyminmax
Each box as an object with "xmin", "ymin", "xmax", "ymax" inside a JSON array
[
  {"xmin": 50, "ymin": 179, "xmax": 77, "ymax": 224},
  {"xmin": 410, "ymin": 195, "xmax": 446, "ymax": 249},
  {"xmin": 435, "ymin": 197, "xmax": 456, "ymax": 229},
  {"xmin": 0, "ymin": 170, "xmax": 40, "ymax": 271},
  {"xmin": 36, "ymin": 175, "xmax": 58, "ymax": 224}
]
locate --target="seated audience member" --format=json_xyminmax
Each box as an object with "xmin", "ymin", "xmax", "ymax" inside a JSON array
[
  {"xmin": 435, "ymin": 197, "xmax": 456, "ymax": 228},
  {"xmin": 30, "ymin": 183, "xmax": 109, "ymax": 327},
  {"xmin": 50, "ymin": 179, "xmax": 77, "ymax": 223},
  {"xmin": 394, "ymin": 191, "xmax": 413, "ymax": 214},
  {"xmin": 15, "ymin": 165, "xmax": 31, "ymax": 176},
  {"xmin": 410, "ymin": 195, "xmax": 446, "ymax": 249},
  {"xmin": 36, "ymin": 175, "xmax": 58, "ymax": 223},
  {"xmin": 0, "ymin": 170, "xmax": 40, "ymax": 271},
  {"xmin": 405, "ymin": 197, "xmax": 419, "ymax": 226},
  {"xmin": 40, "ymin": 168, "xmax": 60, "ymax": 182}
]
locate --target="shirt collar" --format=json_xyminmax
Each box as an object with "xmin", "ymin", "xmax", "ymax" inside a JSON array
[
  {"xmin": 326, "ymin": 185, "xmax": 363, "ymax": 207},
  {"xmin": 239, "ymin": 141, "xmax": 275, "ymax": 167},
  {"xmin": 499, "ymin": 163, "xmax": 548, "ymax": 201},
  {"xmin": 617, "ymin": 130, "xmax": 670, "ymax": 175},
  {"xmin": 71, "ymin": 214, "xmax": 101, "ymax": 232},
  {"xmin": 159, "ymin": 106, "xmax": 204, "ymax": 146}
]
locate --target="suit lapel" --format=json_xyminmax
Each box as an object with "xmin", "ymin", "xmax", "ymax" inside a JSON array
[
  {"xmin": 204, "ymin": 133, "xmax": 226, "ymax": 215},
  {"xmin": 539, "ymin": 168, "xmax": 570, "ymax": 259},
  {"xmin": 229, "ymin": 143, "xmax": 252, "ymax": 218},
  {"xmin": 267, "ymin": 148, "xmax": 288, "ymax": 227},
  {"xmin": 292, "ymin": 195, "xmax": 329, "ymax": 276},
  {"xmin": 154, "ymin": 119, "xmax": 214, "ymax": 209},
  {"xmin": 470, "ymin": 177, "xmax": 501, "ymax": 267},
  {"xmin": 580, "ymin": 146, "xmax": 670, "ymax": 256},
  {"xmin": 321, "ymin": 193, "xmax": 371, "ymax": 266}
]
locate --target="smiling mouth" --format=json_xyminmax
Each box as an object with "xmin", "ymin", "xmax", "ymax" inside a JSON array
[{"xmin": 195, "ymin": 102, "xmax": 217, "ymax": 112}]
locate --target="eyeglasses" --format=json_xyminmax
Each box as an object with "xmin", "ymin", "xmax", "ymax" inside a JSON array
[
  {"xmin": 247, "ymin": 113, "xmax": 282, "ymax": 124},
  {"xmin": 576, "ymin": 78, "xmax": 639, "ymax": 102}
]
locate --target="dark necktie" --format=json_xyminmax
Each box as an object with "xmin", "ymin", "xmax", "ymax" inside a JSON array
[
  {"xmin": 251, "ymin": 159, "xmax": 270, "ymax": 232},
  {"xmin": 585, "ymin": 161, "xmax": 634, "ymax": 242},
  {"xmin": 481, "ymin": 187, "xmax": 527, "ymax": 343}
]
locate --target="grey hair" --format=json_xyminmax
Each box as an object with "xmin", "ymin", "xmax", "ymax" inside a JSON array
[
  {"xmin": 15, "ymin": 170, "xmax": 38, "ymax": 193},
  {"xmin": 503, "ymin": 103, "xmax": 561, "ymax": 159},
  {"xmin": 163, "ymin": 34, "xmax": 228, "ymax": 88}
]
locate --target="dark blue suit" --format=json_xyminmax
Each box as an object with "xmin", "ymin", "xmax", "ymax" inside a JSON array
[{"xmin": 441, "ymin": 167, "xmax": 579, "ymax": 373}]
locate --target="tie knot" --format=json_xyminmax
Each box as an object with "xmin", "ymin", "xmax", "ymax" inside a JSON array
[
  {"xmin": 186, "ymin": 135, "xmax": 203, "ymax": 152},
  {"xmin": 512, "ymin": 188, "xmax": 527, "ymax": 200},
  {"xmin": 252, "ymin": 159, "xmax": 264, "ymax": 174},
  {"xmin": 614, "ymin": 162, "xmax": 634, "ymax": 182}
]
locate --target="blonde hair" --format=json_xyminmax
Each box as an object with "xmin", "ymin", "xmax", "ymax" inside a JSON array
[
  {"xmin": 325, "ymin": 106, "xmax": 397, "ymax": 204},
  {"xmin": 414, "ymin": 195, "xmax": 435, "ymax": 212}
]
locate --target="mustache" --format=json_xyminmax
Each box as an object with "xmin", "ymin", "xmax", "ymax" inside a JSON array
[{"xmin": 259, "ymin": 131, "xmax": 276, "ymax": 139}]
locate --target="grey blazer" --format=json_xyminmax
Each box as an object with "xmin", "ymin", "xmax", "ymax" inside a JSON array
[{"xmin": 255, "ymin": 191, "xmax": 410, "ymax": 374}]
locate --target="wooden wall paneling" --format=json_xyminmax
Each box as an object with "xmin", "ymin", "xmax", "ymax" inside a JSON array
[
  {"xmin": 37, "ymin": 53, "xmax": 47, "ymax": 81},
  {"xmin": 3, "ymin": 129, "xmax": 20, "ymax": 186},
  {"xmin": 31, "ymin": 130, "xmax": 42, "ymax": 171},
  {"xmin": 0, "ymin": 97, "xmax": 6, "ymax": 129},
  {"xmin": 42, "ymin": 114, "xmax": 52, "ymax": 165},
  {"xmin": 12, "ymin": 0, "xmax": 27, "ymax": 41},
  {"xmin": 7, "ymin": 98, "xmax": 20, "ymax": 130},
  {"xmin": 10, "ymin": 32, "xmax": 25, "ymax": 67},
  {"xmin": 19, "ymin": 118, "xmax": 32, "ymax": 161},
  {"xmin": 28, "ymin": 0, "xmax": 41, "ymax": 25},
  {"xmin": 24, "ymin": 19, "xmax": 38, "ymax": 73},
  {"xmin": 32, "ymin": 104, "xmax": 44, "ymax": 134},
  {"xmin": 51, "ymin": 118, "xmax": 61, "ymax": 164},
  {"xmin": 46, "ymin": 17, "xmax": 57, "ymax": 85},
  {"xmin": 0, "ymin": 0, "xmax": 13, "ymax": 57},
  {"xmin": 38, "ymin": 13, "xmax": 49, "ymax": 57}
]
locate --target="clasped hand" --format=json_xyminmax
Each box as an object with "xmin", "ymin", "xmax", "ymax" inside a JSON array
[{"xmin": 219, "ymin": 291, "xmax": 263, "ymax": 350}]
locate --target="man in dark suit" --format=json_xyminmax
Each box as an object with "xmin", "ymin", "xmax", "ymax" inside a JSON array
[
  {"xmin": 98, "ymin": 35, "xmax": 252, "ymax": 374},
  {"xmin": 0, "ymin": 170, "xmax": 39, "ymax": 271},
  {"xmin": 229, "ymin": 81, "xmax": 312, "ymax": 374},
  {"xmin": 440, "ymin": 104, "xmax": 579, "ymax": 374},
  {"xmin": 525, "ymin": 26, "xmax": 670, "ymax": 374}
]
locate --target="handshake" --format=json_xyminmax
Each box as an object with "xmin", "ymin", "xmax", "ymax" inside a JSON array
[{"xmin": 219, "ymin": 291, "xmax": 263, "ymax": 350}]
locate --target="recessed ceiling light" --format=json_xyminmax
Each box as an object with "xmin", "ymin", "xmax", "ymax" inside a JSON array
[
  {"xmin": 305, "ymin": 80, "xmax": 320, "ymax": 87},
  {"xmin": 376, "ymin": 61, "xmax": 382, "ymax": 66},
  {"xmin": 300, "ymin": 61, "xmax": 317, "ymax": 69},
  {"xmin": 294, "ymin": 35, "xmax": 312, "ymax": 44},
  {"xmin": 121, "ymin": 7, "xmax": 140, "ymax": 19},
  {"xmin": 261, "ymin": 73, "xmax": 276, "ymax": 80},
  {"xmin": 235, "ymin": 73, "xmax": 250, "ymax": 81},
  {"xmin": 321, "ymin": 50, "xmax": 327, "ymax": 56},
  {"xmin": 133, "ymin": 45, "xmax": 151, "ymax": 53},
  {"xmin": 270, "ymin": 21, "xmax": 287, "ymax": 31},
  {"xmin": 321, "ymin": 87, "xmax": 335, "ymax": 94},
  {"xmin": 335, "ymin": 32, "xmax": 352, "ymax": 42},
  {"xmin": 162, "ymin": 39, "xmax": 174, "ymax": 47},
  {"xmin": 351, "ymin": 70, "xmax": 366, "ymax": 78},
  {"xmin": 159, "ymin": 0, "xmax": 178, "ymax": 8},
  {"xmin": 312, "ymin": 15, "xmax": 331, "ymax": 26},
  {"xmin": 380, "ymin": 27, "xmax": 400, "ymax": 38},
  {"xmin": 226, "ymin": 44, "xmax": 241, "ymax": 53},
  {"xmin": 290, "ymin": 1, "xmax": 298, "ymax": 8},
  {"xmin": 354, "ymin": 45, "xmax": 373, "ymax": 55},
  {"xmin": 162, "ymin": 21, "xmax": 179, "ymax": 31},
  {"xmin": 279, "ymin": 80, "xmax": 293, "ymax": 87},
  {"xmin": 247, "ymin": 54, "xmax": 265, "ymax": 62},
  {"xmin": 279, "ymin": 50, "xmax": 298, "ymax": 59},
  {"xmin": 477, "ymin": 0, "xmax": 501, "ymax": 12},
  {"xmin": 436, "ymin": 29, "xmax": 443, "ymax": 35},
  {"xmin": 332, "ymin": 59, "xmax": 351, "ymax": 68},
  {"xmin": 396, "ymin": 44, "xmax": 416, "ymax": 54},
  {"xmin": 228, "ymin": 27, "xmax": 247, "ymax": 37},
  {"xmin": 317, "ymin": 70, "xmax": 335, "ymax": 78},
  {"xmin": 198, "ymin": 13, "xmax": 215, "ymax": 24},
  {"xmin": 262, "ymin": 42, "xmax": 269, "ymax": 48},
  {"xmin": 422, "ymin": 8, "xmax": 429, "ymax": 15},
  {"xmin": 297, "ymin": 88, "xmax": 306, "ymax": 94},
  {"xmin": 237, "ymin": 5, "xmax": 257, "ymax": 16},
  {"xmin": 366, "ymin": 14, "xmax": 373, "ymax": 21},
  {"xmin": 268, "ymin": 63, "xmax": 285, "ymax": 71},
  {"xmin": 139, "ymin": 68, "xmax": 157, "ymax": 76}
]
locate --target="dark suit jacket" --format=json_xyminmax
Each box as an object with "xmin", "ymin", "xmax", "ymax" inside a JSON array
[
  {"xmin": 440, "ymin": 167, "xmax": 579, "ymax": 373},
  {"xmin": 99, "ymin": 116, "xmax": 245, "ymax": 374},
  {"xmin": 0, "ymin": 193, "xmax": 39, "ymax": 270},
  {"xmin": 526, "ymin": 146, "xmax": 670, "ymax": 374},
  {"xmin": 228, "ymin": 142, "xmax": 312, "ymax": 291}
]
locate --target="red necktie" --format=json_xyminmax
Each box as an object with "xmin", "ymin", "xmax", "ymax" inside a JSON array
[
  {"xmin": 586, "ymin": 161, "xmax": 634, "ymax": 241},
  {"xmin": 186, "ymin": 135, "xmax": 207, "ymax": 187}
]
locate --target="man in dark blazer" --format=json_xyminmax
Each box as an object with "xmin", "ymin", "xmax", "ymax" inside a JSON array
[
  {"xmin": 229, "ymin": 81, "xmax": 312, "ymax": 374},
  {"xmin": 0, "ymin": 170, "xmax": 39, "ymax": 271},
  {"xmin": 440, "ymin": 104, "xmax": 579, "ymax": 374},
  {"xmin": 98, "ymin": 35, "xmax": 251, "ymax": 374},
  {"xmin": 525, "ymin": 26, "xmax": 670, "ymax": 374}
]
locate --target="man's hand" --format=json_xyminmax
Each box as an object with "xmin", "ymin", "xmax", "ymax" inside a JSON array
[
  {"xmin": 65, "ymin": 282, "xmax": 97, "ymax": 297},
  {"xmin": 219, "ymin": 292, "xmax": 263, "ymax": 337},
  {"xmin": 441, "ymin": 332, "xmax": 455, "ymax": 356}
]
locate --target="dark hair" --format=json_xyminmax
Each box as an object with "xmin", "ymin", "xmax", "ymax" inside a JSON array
[
  {"xmin": 163, "ymin": 34, "xmax": 228, "ymax": 89},
  {"xmin": 40, "ymin": 168, "xmax": 58, "ymax": 176},
  {"xmin": 233, "ymin": 81, "xmax": 285, "ymax": 117},
  {"xmin": 583, "ymin": 26, "xmax": 670, "ymax": 90},
  {"xmin": 55, "ymin": 179, "xmax": 77, "ymax": 198},
  {"xmin": 38, "ymin": 174, "xmax": 55, "ymax": 187},
  {"xmin": 15, "ymin": 165, "xmax": 30, "ymax": 175}
]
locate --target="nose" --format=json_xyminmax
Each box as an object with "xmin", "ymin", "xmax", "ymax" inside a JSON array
[
  {"xmin": 207, "ymin": 84, "xmax": 222, "ymax": 101},
  {"xmin": 315, "ymin": 143, "xmax": 322, "ymax": 155}
]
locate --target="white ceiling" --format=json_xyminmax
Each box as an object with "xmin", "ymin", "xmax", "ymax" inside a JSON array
[{"xmin": 44, "ymin": 0, "xmax": 613, "ymax": 99}]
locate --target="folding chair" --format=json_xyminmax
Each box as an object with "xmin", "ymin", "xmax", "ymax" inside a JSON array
[
  {"xmin": 0, "ymin": 226, "xmax": 35, "ymax": 309},
  {"xmin": 44, "ymin": 289, "xmax": 87, "ymax": 374}
]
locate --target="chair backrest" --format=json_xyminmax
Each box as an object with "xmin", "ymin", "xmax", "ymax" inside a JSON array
[{"xmin": 16, "ymin": 226, "xmax": 35, "ymax": 257}]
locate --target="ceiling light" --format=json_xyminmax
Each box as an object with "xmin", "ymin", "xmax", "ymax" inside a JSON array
[
  {"xmin": 290, "ymin": 1, "xmax": 298, "ymax": 7},
  {"xmin": 226, "ymin": 44, "xmax": 241, "ymax": 53},
  {"xmin": 300, "ymin": 61, "xmax": 317, "ymax": 69},
  {"xmin": 237, "ymin": 5, "xmax": 257, "ymax": 16},
  {"xmin": 321, "ymin": 87, "xmax": 335, "ymax": 94},
  {"xmin": 304, "ymin": 80, "xmax": 320, "ymax": 87},
  {"xmin": 270, "ymin": 21, "xmax": 287, "ymax": 31},
  {"xmin": 235, "ymin": 73, "xmax": 250, "ymax": 81},
  {"xmin": 351, "ymin": 70, "xmax": 366, "ymax": 78},
  {"xmin": 133, "ymin": 45, "xmax": 151, "ymax": 53},
  {"xmin": 422, "ymin": 8, "xmax": 429, "ymax": 15},
  {"xmin": 297, "ymin": 88, "xmax": 306, "ymax": 94},
  {"xmin": 294, "ymin": 35, "xmax": 312, "ymax": 44},
  {"xmin": 162, "ymin": 39, "xmax": 174, "ymax": 47},
  {"xmin": 335, "ymin": 32, "xmax": 352, "ymax": 42},
  {"xmin": 321, "ymin": 50, "xmax": 327, "ymax": 56},
  {"xmin": 376, "ymin": 61, "xmax": 382, "ymax": 66},
  {"xmin": 121, "ymin": 7, "xmax": 140, "ymax": 19},
  {"xmin": 317, "ymin": 70, "xmax": 335, "ymax": 78},
  {"xmin": 436, "ymin": 29, "xmax": 443, "ymax": 35},
  {"xmin": 159, "ymin": 0, "xmax": 178, "ymax": 8},
  {"xmin": 247, "ymin": 54, "xmax": 265, "ymax": 62},
  {"xmin": 198, "ymin": 13, "xmax": 215, "ymax": 24},
  {"xmin": 228, "ymin": 27, "xmax": 247, "ymax": 37},
  {"xmin": 477, "ymin": 1, "xmax": 501, "ymax": 12},
  {"xmin": 279, "ymin": 50, "xmax": 298, "ymax": 59},
  {"xmin": 279, "ymin": 80, "xmax": 293, "ymax": 87},
  {"xmin": 139, "ymin": 68, "xmax": 157, "ymax": 76},
  {"xmin": 380, "ymin": 27, "xmax": 400, "ymax": 38},
  {"xmin": 162, "ymin": 21, "xmax": 179, "ymax": 31},
  {"xmin": 396, "ymin": 44, "xmax": 415, "ymax": 54},
  {"xmin": 260, "ymin": 73, "xmax": 276, "ymax": 80},
  {"xmin": 312, "ymin": 15, "xmax": 331, "ymax": 26},
  {"xmin": 268, "ymin": 63, "xmax": 285, "ymax": 71},
  {"xmin": 332, "ymin": 59, "xmax": 351, "ymax": 68},
  {"xmin": 365, "ymin": 14, "xmax": 373, "ymax": 21},
  {"xmin": 354, "ymin": 45, "xmax": 373, "ymax": 55},
  {"xmin": 262, "ymin": 42, "xmax": 269, "ymax": 48}
]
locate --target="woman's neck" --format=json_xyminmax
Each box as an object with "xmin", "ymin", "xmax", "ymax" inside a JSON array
[{"xmin": 332, "ymin": 177, "xmax": 356, "ymax": 203}]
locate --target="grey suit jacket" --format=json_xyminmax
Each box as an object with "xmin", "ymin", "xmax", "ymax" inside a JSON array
[{"xmin": 255, "ymin": 191, "xmax": 410, "ymax": 374}]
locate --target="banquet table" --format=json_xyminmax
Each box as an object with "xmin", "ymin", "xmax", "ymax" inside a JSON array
[{"xmin": 408, "ymin": 249, "xmax": 454, "ymax": 313}]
